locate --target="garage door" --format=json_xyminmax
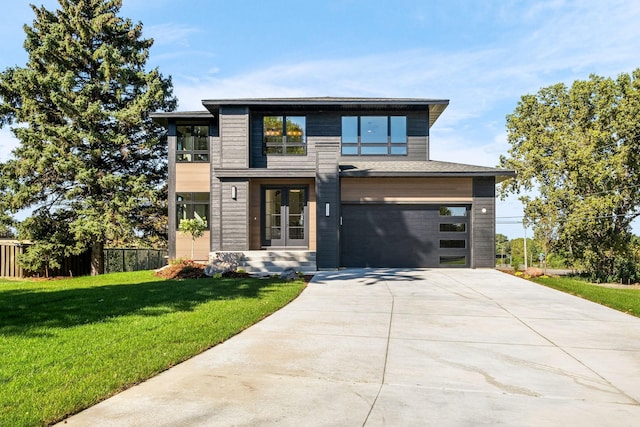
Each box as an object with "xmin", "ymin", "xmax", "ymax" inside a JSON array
[{"xmin": 340, "ymin": 204, "xmax": 470, "ymax": 268}]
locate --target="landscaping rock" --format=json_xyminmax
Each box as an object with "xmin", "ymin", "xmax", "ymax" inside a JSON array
[
  {"xmin": 525, "ymin": 267, "xmax": 544, "ymax": 278},
  {"xmin": 279, "ymin": 267, "xmax": 298, "ymax": 281}
]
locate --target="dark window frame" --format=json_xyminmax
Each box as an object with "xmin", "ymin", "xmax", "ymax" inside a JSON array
[
  {"xmin": 439, "ymin": 255, "xmax": 467, "ymax": 266},
  {"xmin": 439, "ymin": 223, "xmax": 467, "ymax": 232},
  {"xmin": 341, "ymin": 115, "xmax": 408, "ymax": 156},
  {"xmin": 439, "ymin": 239, "xmax": 467, "ymax": 249},
  {"xmin": 263, "ymin": 115, "xmax": 307, "ymax": 156},
  {"xmin": 177, "ymin": 123, "xmax": 210, "ymax": 163},
  {"xmin": 439, "ymin": 206, "xmax": 469, "ymax": 217},
  {"xmin": 176, "ymin": 192, "xmax": 210, "ymax": 230}
]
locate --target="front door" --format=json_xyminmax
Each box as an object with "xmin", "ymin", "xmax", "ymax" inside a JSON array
[{"xmin": 262, "ymin": 187, "xmax": 308, "ymax": 248}]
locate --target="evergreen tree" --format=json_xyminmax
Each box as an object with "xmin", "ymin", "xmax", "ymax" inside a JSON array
[{"xmin": 0, "ymin": 0, "xmax": 176, "ymax": 275}]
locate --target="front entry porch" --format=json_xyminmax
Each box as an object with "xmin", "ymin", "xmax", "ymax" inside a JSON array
[{"xmin": 249, "ymin": 178, "xmax": 316, "ymax": 251}]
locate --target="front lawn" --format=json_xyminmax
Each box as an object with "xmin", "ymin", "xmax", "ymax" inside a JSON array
[
  {"xmin": 531, "ymin": 275, "xmax": 640, "ymax": 317},
  {"xmin": 0, "ymin": 271, "xmax": 305, "ymax": 427}
]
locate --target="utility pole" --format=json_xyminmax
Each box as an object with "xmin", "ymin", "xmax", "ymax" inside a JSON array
[{"xmin": 523, "ymin": 222, "xmax": 528, "ymax": 270}]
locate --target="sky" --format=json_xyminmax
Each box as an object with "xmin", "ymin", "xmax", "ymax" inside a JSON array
[{"xmin": 1, "ymin": 0, "xmax": 640, "ymax": 238}]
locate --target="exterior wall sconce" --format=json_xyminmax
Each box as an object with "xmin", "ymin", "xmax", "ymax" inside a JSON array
[
  {"xmin": 231, "ymin": 186, "xmax": 237, "ymax": 200},
  {"xmin": 481, "ymin": 208, "xmax": 487, "ymax": 214},
  {"xmin": 325, "ymin": 202, "xmax": 330, "ymax": 217}
]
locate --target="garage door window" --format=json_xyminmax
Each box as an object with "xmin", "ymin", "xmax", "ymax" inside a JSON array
[
  {"xmin": 440, "ymin": 223, "xmax": 466, "ymax": 232},
  {"xmin": 439, "ymin": 206, "xmax": 467, "ymax": 216},
  {"xmin": 440, "ymin": 240, "xmax": 466, "ymax": 249},
  {"xmin": 440, "ymin": 256, "xmax": 467, "ymax": 265}
]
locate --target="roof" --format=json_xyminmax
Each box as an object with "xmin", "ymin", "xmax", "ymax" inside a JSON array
[
  {"xmin": 201, "ymin": 97, "xmax": 449, "ymax": 128},
  {"xmin": 339, "ymin": 160, "xmax": 516, "ymax": 181},
  {"xmin": 150, "ymin": 110, "xmax": 213, "ymax": 126},
  {"xmin": 150, "ymin": 98, "xmax": 449, "ymax": 127}
]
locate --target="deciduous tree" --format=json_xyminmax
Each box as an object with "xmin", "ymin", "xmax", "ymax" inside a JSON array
[
  {"xmin": 178, "ymin": 218, "xmax": 207, "ymax": 260},
  {"xmin": 500, "ymin": 69, "xmax": 640, "ymax": 281},
  {"xmin": 0, "ymin": 0, "xmax": 176, "ymax": 275}
]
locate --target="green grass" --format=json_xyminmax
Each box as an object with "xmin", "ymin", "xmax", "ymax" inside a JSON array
[
  {"xmin": 531, "ymin": 275, "xmax": 640, "ymax": 317},
  {"xmin": 0, "ymin": 271, "xmax": 305, "ymax": 427}
]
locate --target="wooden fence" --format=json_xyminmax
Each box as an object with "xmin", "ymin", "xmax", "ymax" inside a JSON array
[
  {"xmin": 0, "ymin": 241, "xmax": 25, "ymax": 278},
  {"xmin": 0, "ymin": 241, "xmax": 167, "ymax": 278}
]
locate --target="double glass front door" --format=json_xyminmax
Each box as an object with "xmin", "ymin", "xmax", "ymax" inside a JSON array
[{"xmin": 263, "ymin": 187, "xmax": 308, "ymax": 248}]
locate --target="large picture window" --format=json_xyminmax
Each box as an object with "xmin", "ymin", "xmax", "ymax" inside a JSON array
[
  {"xmin": 177, "ymin": 124, "xmax": 209, "ymax": 162},
  {"xmin": 264, "ymin": 115, "xmax": 306, "ymax": 155},
  {"xmin": 341, "ymin": 116, "xmax": 407, "ymax": 156},
  {"xmin": 176, "ymin": 193, "xmax": 209, "ymax": 229}
]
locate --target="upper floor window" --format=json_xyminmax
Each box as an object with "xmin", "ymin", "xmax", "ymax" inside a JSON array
[
  {"xmin": 341, "ymin": 116, "xmax": 407, "ymax": 156},
  {"xmin": 177, "ymin": 124, "xmax": 209, "ymax": 162},
  {"xmin": 176, "ymin": 193, "xmax": 209, "ymax": 230},
  {"xmin": 264, "ymin": 116, "xmax": 306, "ymax": 155}
]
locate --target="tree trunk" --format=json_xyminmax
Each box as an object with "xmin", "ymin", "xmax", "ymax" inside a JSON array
[{"xmin": 91, "ymin": 241, "xmax": 105, "ymax": 276}]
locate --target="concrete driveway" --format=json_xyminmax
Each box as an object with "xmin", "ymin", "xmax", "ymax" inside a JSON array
[{"xmin": 58, "ymin": 269, "xmax": 640, "ymax": 426}]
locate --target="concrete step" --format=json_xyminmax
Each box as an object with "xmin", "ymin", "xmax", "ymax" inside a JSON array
[{"xmin": 209, "ymin": 251, "xmax": 316, "ymax": 274}]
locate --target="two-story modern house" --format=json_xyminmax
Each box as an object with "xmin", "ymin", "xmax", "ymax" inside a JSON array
[{"xmin": 152, "ymin": 97, "xmax": 515, "ymax": 271}]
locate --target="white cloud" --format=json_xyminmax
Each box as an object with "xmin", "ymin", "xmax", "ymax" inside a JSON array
[{"xmin": 144, "ymin": 23, "xmax": 201, "ymax": 47}]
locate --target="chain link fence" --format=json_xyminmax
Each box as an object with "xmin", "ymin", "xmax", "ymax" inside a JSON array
[{"xmin": 104, "ymin": 248, "xmax": 168, "ymax": 274}]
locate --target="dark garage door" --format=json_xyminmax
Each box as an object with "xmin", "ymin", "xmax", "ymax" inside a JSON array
[{"xmin": 340, "ymin": 204, "xmax": 469, "ymax": 268}]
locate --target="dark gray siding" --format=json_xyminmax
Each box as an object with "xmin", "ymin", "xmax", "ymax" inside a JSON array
[
  {"xmin": 407, "ymin": 112, "xmax": 429, "ymax": 160},
  {"xmin": 315, "ymin": 139, "xmax": 341, "ymax": 269},
  {"xmin": 472, "ymin": 177, "xmax": 496, "ymax": 268},
  {"xmin": 167, "ymin": 121, "xmax": 177, "ymax": 259},
  {"xmin": 210, "ymin": 178, "xmax": 222, "ymax": 251},
  {"xmin": 220, "ymin": 180, "xmax": 249, "ymax": 250},
  {"xmin": 219, "ymin": 106, "xmax": 249, "ymax": 169}
]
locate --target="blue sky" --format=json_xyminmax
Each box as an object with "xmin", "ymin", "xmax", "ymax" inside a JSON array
[{"xmin": 2, "ymin": 0, "xmax": 640, "ymax": 238}]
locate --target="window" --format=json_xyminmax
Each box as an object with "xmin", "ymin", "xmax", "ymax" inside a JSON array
[
  {"xmin": 439, "ymin": 223, "xmax": 466, "ymax": 232},
  {"xmin": 440, "ymin": 255, "xmax": 467, "ymax": 265},
  {"xmin": 439, "ymin": 206, "xmax": 468, "ymax": 217},
  {"xmin": 264, "ymin": 116, "xmax": 306, "ymax": 155},
  {"xmin": 177, "ymin": 124, "xmax": 209, "ymax": 162},
  {"xmin": 440, "ymin": 240, "xmax": 466, "ymax": 249},
  {"xmin": 176, "ymin": 193, "xmax": 209, "ymax": 229},
  {"xmin": 341, "ymin": 116, "xmax": 407, "ymax": 156}
]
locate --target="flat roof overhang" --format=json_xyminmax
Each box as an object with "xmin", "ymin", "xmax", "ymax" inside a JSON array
[
  {"xmin": 340, "ymin": 161, "xmax": 516, "ymax": 183},
  {"xmin": 150, "ymin": 110, "xmax": 213, "ymax": 126},
  {"xmin": 202, "ymin": 97, "xmax": 449, "ymax": 128}
]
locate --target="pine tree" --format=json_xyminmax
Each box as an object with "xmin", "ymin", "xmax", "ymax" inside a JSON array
[{"xmin": 0, "ymin": 0, "xmax": 176, "ymax": 275}]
